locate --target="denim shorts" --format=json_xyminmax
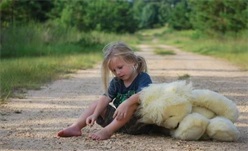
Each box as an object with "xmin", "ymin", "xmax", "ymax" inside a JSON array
[{"xmin": 96, "ymin": 104, "xmax": 155, "ymax": 135}]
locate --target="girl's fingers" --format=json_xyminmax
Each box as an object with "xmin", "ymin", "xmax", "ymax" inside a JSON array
[
  {"xmin": 89, "ymin": 122, "xmax": 94, "ymax": 127},
  {"xmin": 113, "ymin": 110, "xmax": 127, "ymax": 120},
  {"xmin": 113, "ymin": 111, "xmax": 117, "ymax": 118},
  {"xmin": 123, "ymin": 113, "xmax": 126, "ymax": 118},
  {"xmin": 117, "ymin": 113, "xmax": 124, "ymax": 120},
  {"xmin": 86, "ymin": 118, "xmax": 90, "ymax": 125},
  {"xmin": 88, "ymin": 121, "xmax": 94, "ymax": 127},
  {"xmin": 86, "ymin": 118, "xmax": 94, "ymax": 127}
]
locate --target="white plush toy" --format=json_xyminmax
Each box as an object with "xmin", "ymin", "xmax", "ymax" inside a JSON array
[{"xmin": 137, "ymin": 81, "xmax": 240, "ymax": 142}]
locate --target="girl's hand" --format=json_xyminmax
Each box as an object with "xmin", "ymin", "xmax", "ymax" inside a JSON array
[
  {"xmin": 113, "ymin": 101, "xmax": 130, "ymax": 121},
  {"xmin": 86, "ymin": 114, "xmax": 98, "ymax": 127}
]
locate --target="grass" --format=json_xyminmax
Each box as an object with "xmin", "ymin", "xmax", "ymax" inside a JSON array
[
  {"xmin": 154, "ymin": 49, "xmax": 176, "ymax": 55},
  {"xmin": 1, "ymin": 23, "xmax": 247, "ymax": 101},
  {"xmin": 0, "ymin": 23, "xmax": 139, "ymax": 101},
  {"xmin": 0, "ymin": 53, "xmax": 102, "ymax": 101},
  {"xmin": 141, "ymin": 27, "xmax": 248, "ymax": 70},
  {"xmin": 177, "ymin": 74, "xmax": 191, "ymax": 80}
]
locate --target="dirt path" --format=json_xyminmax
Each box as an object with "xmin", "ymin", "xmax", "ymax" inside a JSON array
[{"xmin": 1, "ymin": 44, "xmax": 248, "ymax": 151}]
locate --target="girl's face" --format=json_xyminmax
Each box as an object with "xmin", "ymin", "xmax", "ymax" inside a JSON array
[{"xmin": 109, "ymin": 56, "xmax": 137, "ymax": 83}]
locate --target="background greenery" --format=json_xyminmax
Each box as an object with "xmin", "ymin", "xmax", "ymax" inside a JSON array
[{"xmin": 0, "ymin": 0, "xmax": 248, "ymax": 100}]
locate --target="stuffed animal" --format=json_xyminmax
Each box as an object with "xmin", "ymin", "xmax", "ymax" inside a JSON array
[{"xmin": 137, "ymin": 81, "xmax": 240, "ymax": 142}]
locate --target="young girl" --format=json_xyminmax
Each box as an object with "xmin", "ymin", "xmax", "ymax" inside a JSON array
[{"xmin": 57, "ymin": 41, "xmax": 153, "ymax": 140}]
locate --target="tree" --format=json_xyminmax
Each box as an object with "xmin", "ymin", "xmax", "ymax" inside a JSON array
[
  {"xmin": 0, "ymin": 0, "xmax": 53, "ymax": 27},
  {"xmin": 168, "ymin": 0, "xmax": 192, "ymax": 30},
  {"xmin": 133, "ymin": 0, "xmax": 165, "ymax": 29},
  {"xmin": 82, "ymin": 0, "xmax": 137, "ymax": 33},
  {"xmin": 189, "ymin": 0, "xmax": 248, "ymax": 34}
]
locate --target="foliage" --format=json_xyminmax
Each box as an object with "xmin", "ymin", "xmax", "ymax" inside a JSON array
[
  {"xmin": 0, "ymin": 23, "xmax": 103, "ymax": 58},
  {"xmin": 156, "ymin": 28, "xmax": 248, "ymax": 70},
  {"xmin": 1, "ymin": 0, "xmax": 248, "ymax": 100},
  {"xmin": 154, "ymin": 49, "xmax": 176, "ymax": 55},
  {"xmin": 188, "ymin": 0, "xmax": 248, "ymax": 34},
  {"xmin": 133, "ymin": 0, "xmax": 161, "ymax": 28},
  {"xmin": 1, "ymin": 0, "xmax": 247, "ymax": 34},
  {"xmin": 0, "ymin": 20, "xmax": 140, "ymax": 100},
  {"xmin": 168, "ymin": 0, "xmax": 192, "ymax": 30},
  {"xmin": 0, "ymin": 0, "xmax": 53, "ymax": 27},
  {"xmin": 0, "ymin": 54, "xmax": 101, "ymax": 101},
  {"xmin": 81, "ymin": 0, "xmax": 137, "ymax": 33}
]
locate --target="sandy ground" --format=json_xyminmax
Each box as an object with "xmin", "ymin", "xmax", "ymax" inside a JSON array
[{"xmin": 0, "ymin": 44, "xmax": 248, "ymax": 151}]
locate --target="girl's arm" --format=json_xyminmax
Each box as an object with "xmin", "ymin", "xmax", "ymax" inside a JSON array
[
  {"xmin": 93, "ymin": 95, "xmax": 111, "ymax": 116},
  {"xmin": 86, "ymin": 95, "xmax": 111, "ymax": 126},
  {"xmin": 113, "ymin": 93, "xmax": 140, "ymax": 120},
  {"xmin": 124, "ymin": 93, "xmax": 140, "ymax": 106}
]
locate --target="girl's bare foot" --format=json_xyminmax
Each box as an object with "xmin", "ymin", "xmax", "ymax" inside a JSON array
[
  {"xmin": 57, "ymin": 125, "xmax": 82, "ymax": 137},
  {"xmin": 89, "ymin": 129, "xmax": 112, "ymax": 140}
]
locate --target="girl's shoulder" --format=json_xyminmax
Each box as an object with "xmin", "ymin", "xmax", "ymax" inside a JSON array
[
  {"xmin": 136, "ymin": 72, "xmax": 152, "ymax": 84},
  {"xmin": 139, "ymin": 72, "xmax": 151, "ymax": 79}
]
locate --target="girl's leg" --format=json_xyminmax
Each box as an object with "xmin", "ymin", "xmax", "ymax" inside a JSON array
[
  {"xmin": 57, "ymin": 100, "xmax": 99, "ymax": 137},
  {"xmin": 89, "ymin": 104, "xmax": 137, "ymax": 140}
]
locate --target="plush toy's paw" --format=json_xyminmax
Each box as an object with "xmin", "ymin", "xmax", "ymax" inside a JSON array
[
  {"xmin": 192, "ymin": 106, "xmax": 216, "ymax": 119},
  {"xmin": 207, "ymin": 116, "xmax": 240, "ymax": 141},
  {"xmin": 190, "ymin": 89, "xmax": 239, "ymax": 122},
  {"xmin": 171, "ymin": 113, "xmax": 209, "ymax": 140}
]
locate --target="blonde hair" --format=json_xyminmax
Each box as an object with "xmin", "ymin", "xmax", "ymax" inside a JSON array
[{"xmin": 101, "ymin": 41, "xmax": 148, "ymax": 93}]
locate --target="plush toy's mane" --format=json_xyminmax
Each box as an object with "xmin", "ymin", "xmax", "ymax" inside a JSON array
[{"xmin": 137, "ymin": 81, "xmax": 192, "ymax": 129}]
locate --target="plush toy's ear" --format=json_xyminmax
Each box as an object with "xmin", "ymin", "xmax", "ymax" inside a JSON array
[
  {"xmin": 207, "ymin": 116, "xmax": 240, "ymax": 141},
  {"xmin": 190, "ymin": 89, "xmax": 239, "ymax": 122},
  {"xmin": 161, "ymin": 80, "xmax": 193, "ymax": 99},
  {"xmin": 139, "ymin": 83, "xmax": 164, "ymax": 106},
  {"xmin": 192, "ymin": 106, "xmax": 216, "ymax": 119},
  {"xmin": 171, "ymin": 113, "xmax": 209, "ymax": 141}
]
